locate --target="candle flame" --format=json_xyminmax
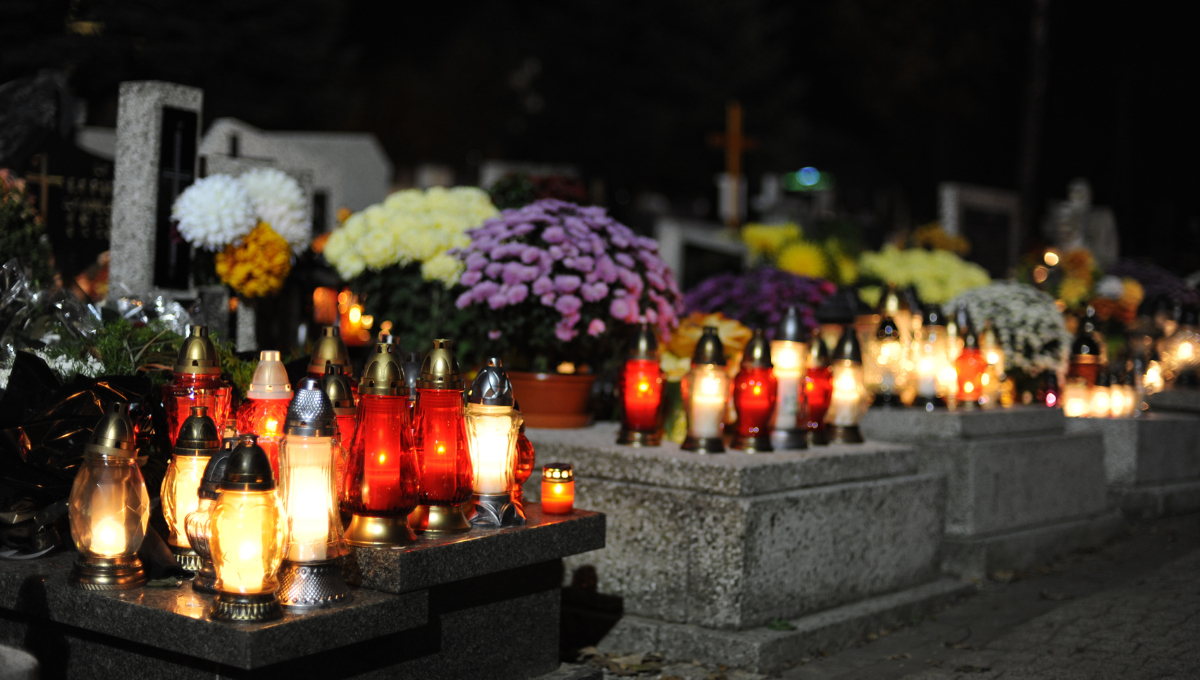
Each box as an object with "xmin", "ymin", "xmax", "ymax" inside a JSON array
[
  {"xmin": 553, "ymin": 484, "xmax": 564, "ymax": 495},
  {"xmin": 963, "ymin": 382, "xmax": 974, "ymax": 394},
  {"xmin": 265, "ymin": 418, "xmax": 279, "ymax": 435},
  {"xmin": 1180, "ymin": 343, "xmax": 1194, "ymax": 361},
  {"xmin": 92, "ymin": 517, "xmax": 126, "ymax": 555}
]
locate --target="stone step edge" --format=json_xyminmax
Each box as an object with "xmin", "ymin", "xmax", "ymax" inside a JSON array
[
  {"xmin": 1113, "ymin": 478, "xmax": 1200, "ymax": 519},
  {"xmin": 941, "ymin": 510, "xmax": 1126, "ymax": 579},
  {"xmin": 595, "ymin": 577, "xmax": 973, "ymax": 673}
]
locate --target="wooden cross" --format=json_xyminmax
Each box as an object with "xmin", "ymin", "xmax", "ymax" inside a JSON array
[
  {"xmin": 707, "ymin": 101, "xmax": 757, "ymax": 227},
  {"xmin": 24, "ymin": 153, "xmax": 64, "ymax": 219}
]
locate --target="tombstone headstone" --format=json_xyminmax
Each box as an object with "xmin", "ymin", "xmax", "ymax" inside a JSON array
[
  {"xmin": 938, "ymin": 182, "xmax": 1021, "ymax": 278},
  {"xmin": 653, "ymin": 216, "xmax": 747, "ymax": 291},
  {"xmin": 109, "ymin": 81, "xmax": 227, "ymax": 331},
  {"xmin": 22, "ymin": 136, "xmax": 113, "ymax": 279}
]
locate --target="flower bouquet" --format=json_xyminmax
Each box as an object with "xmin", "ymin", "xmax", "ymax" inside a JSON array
[
  {"xmin": 739, "ymin": 222, "xmax": 859, "ymax": 285},
  {"xmin": 322, "ymin": 186, "xmax": 499, "ymax": 355},
  {"xmin": 683, "ymin": 268, "xmax": 836, "ymax": 336},
  {"xmin": 949, "ymin": 281, "xmax": 1071, "ymax": 397},
  {"xmin": 454, "ymin": 199, "xmax": 681, "ymax": 371},
  {"xmin": 858, "ymin": 245, "xmax": 991, "ymax": 306}
]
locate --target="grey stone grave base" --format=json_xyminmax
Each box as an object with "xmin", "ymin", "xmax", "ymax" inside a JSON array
[
  {"xmin": 1066, "ymin": 411, "xmax": 1200, "ymax": 518},
  {"xmin": 861, "ymin": 406, "xmax": 1121, "ymax": 579},
  {"xmin": 525, "ymin": 423, "xmax": 957, "ymax": 672},
  {"xmin": 1147, "ymin": 388, "xmax": 1200, "ymax": 415}
]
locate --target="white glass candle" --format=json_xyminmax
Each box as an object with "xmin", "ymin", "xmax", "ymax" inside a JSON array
[
  {"xmin": 466, "ymin": 404, "xmax": 520, "ymax": 495},
  {"xmin": 1088, "ymin": 386, "xmax": 1112, "ymax": 419},
  {"xmin": 686, "ymin": 366, "xmax": 729, "ymax": 438},
  {"xmin": 771, "ymin": 340, "xmax": 806, "ymax": 430},
  {"xmin": 280, "ymin": 435, "xmax": 335, "ymax": 561},
  {"xmin": 1063, "ymin": 383, "xmax": 1090, "ymax": 418},
  {"xmin": 827, "ymin": 363, "xmax": 865, "ymax": 427}
]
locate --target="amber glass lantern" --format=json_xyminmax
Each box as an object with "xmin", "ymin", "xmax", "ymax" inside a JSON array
[
  {"xmin": 466, "ymin": 358, "xmax": 525, "ymax": 527},
  {"xmin": 210, "ymin": 435, "xmax": 286, "ymax": 623},
  {"xmin": 803, "ymin": 329, "xmax": 833, "ymax": 446},
  {"xmin": 68, "ymin": 403, "xmax": 151, "ymax": 590},
  {"xmin": 185, "ymin": 437, "xmax": 236, "ymax": 594},
  {"xmin": 307, "ymin": 325, "xmax": 352, "ymax": 381},
  {"xmin": 1163, "ymin": 307, "xmax": 1200, "ymax": 385},
  {"xmin": 1110, "ymin": 374, "xmax": 1137, "ymax": 418},
  {"xmin": 866, "ymin": 316, "xmax": 907, "ymax": 408},
  {"xmin": 878, "ymin": 284, "xmax": 913, "ymax": 346},
  {"xmin": 617, "ymin": 323, "xmax": 665, "ymax": 446},
  {"xmin": 979, "ymin": 322, "xmax": 1006, "ymax": 407},
  {"xmin": 955, "ymin": 311, "xmax": 987, "ymax": 408},
  {"xmin": 731, "ymin": 330, "xmax": 778, "ymax": 452},
  {"xmin": 541, "ymin": 463, "xmax": 575, "ymax": 514},
  {"xmin": 344, "ymin": 341, "xmax": 419, "ymax": 547},
  {"xmin": 236, "ymin": 351, "xmax": 292, "ymax": 478},
  {"xmin": 410, "ymin": 339, "xmax": 474, "ymax": 534},
  {"xmin": 162, "ymin": 406, "xmax": 220, "ymax": 572},
  {"xmin": 1063, "ymin": 382, "xmax": 1090, "ymax": 417},
  {"xmin": 911, "ymin": 305, "xmax": 951, "ymax": 410},
  {"xmin": 1067, "ymin": 316, "xmax": 1105, "ymax": 387},
  {"xmin": 278, "ymin": 378, "xmax": 351, "ymax": 609},
  {"xmin": 826, "ymin": 326, "xmax": 868, "ymax": 443},
  {"xmin": 165, "ymin": 326, "xmax": 232, "ymax": 447},
  {"xmin": 681, "ymin": 326, "xmax": 730, "ymax": 454},
  {"xmin": 770, "ymin": 307, "xmax": 808, "ymax": 450}
]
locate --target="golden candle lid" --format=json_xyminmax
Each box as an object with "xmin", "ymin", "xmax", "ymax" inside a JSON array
[
  {"xmin": 307, "ymin": 325, "xmax": 351, "ymax": 376},
  {"xmin": 807, "ymin": 328, "xmax": 831, "ymax": 368},
  {"xmin": 175, "ymin": 406, "xmax": 221, "ymax": 457},
  {"xmin": 359, "ymin": 342, "xmax": 406, "ymax": 397},
  {"xmin": 831, "ymin": 325, "xmax": 863, "ymax": 364},
  {"xmin": 321, "ymin": 362, "xmax": 357, "ymax": 414},
  {"xmin": 741, "ymin": 329, "xmax": 773, "ymax": 369},
  {"xmin": 173, "ymin": 325, "xmax": 221, "ymax": 375},
  {"xmin": 85, "ymin": 402, "xmax": 137, "ymax": 458},
  {"xmin": 220, "ymin": 434, "xmax": 277, "ymax": 492},
  {"xmin": 417, "ymin": 338, "xmax": 465, "ymax": 390},
  {"xmin": 626, "ymin": 322, "xmax": 660, "ymax": 361},
  {"xmin": 691, "ymin": 326, "xmax": 727, "ymax": 366}
]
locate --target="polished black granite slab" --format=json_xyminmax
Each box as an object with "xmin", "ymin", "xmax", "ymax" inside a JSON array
[{"xmin": 346, "ymin": 506, "xmax": 606, "ymax": 594}]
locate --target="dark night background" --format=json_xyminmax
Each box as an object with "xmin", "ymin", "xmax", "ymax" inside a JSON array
[{"xmin": 3, "ymin": 0, "xmax": 1198, "ymax": 272}]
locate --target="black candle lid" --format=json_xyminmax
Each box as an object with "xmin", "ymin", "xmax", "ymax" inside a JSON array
[{"xmin": 220, "ymin": 434, "xmax": 277, "ymax": 492}]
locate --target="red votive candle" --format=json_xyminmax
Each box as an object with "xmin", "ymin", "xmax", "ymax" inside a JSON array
[
  {"xmin": 734, "ymin": 367, "xmax": 778, "ymax": 437},
  {"xmin": 541, "ymin": 463, "xmax": 575, "ymax": 514},
  {"xmin": 415, "ymin": 388, "xmax": 473, "ymax": 506},
  {"xmin": 622, "ymin": 358, "xmax": 664, "ymax": 431},
  {"xmin": 236, "ymin": 398, "xmax": 288, "ymax": 478},
  {"xmin": 803, "ymin": 366, "xmax": 832, "ymax": 431}
]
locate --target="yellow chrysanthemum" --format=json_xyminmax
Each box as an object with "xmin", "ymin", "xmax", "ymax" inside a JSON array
[
  {"xmin": 1058, "ymin": 276, "xmax": 1092, "ymax": 308},
  {"xmin": 777, "ymin": 241, "xmax": 830, "ymax": 279},
  {"xmin": 1120, "ymin": 278, "xmax": 1145, "ymax": 311},
  {"xmin": 215, "ymin": 222, "xmax": 292, "ymax": 298},
  {"xmin": 665, "ymin": 312, "xmax": 753, "ymax": 367},
  {"xmin": 741, "ymin": 222, "xmax": 801, "ymax": 259},
  {"xmin": 912, "ymin": 222, "xmax": 970, "ymax": 255},
  {"xmin": 858, "ymin": 245, "xmax": 989, "ymax": 304}
]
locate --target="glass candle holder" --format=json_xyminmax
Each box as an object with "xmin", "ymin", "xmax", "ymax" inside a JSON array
[
  {"xmin": 617, "ymin": 323, "xmax": 665, "ymax": 447},
  {"xmin": 210, "ymin": 435, "xmax": 286, "ymax": 623},
  {"xmin": 681, "ymin": 326, "xmax": 729, "ymax": 454},
  {"xmin": 1110, "ymin": 382, "xmax": 1137, "ymax": 418},
  {"xmin": 185, "ymin": 436, "xmax": 236, "ymax": 594},
  {"xmin": 321, "ymin": 361, "xmax": 357, "ymax": 524},
  {"xmin": 770, "ymin": 306, "xmax": 808, "ymax": 450},
  {"xmin": 236, "ymin": 350, "xmax": 292, "ymax": 478},
  {"xmin": 731, "ymin": 329, "xmax": 777, "ymax": 452},
  {"xmin": 912, "ymin": 307, "xmax": 952, "ymax": 410},
  {"xmin": 953, "ymin": 310, "xmax": 986, "ymax": 408},
  {"xmin": 803, "ymin": 328, "xmax": 833, "ymax": 445},
  {"xmin": 68, "ymin": 402, "xmax": 151, "ymax": 590},
  {"xmin": 165, "ymin": 326, "xmax": 232, "ymax": 447},
  {"xmin": 867, "ymin": 316, "xmax": 907, "ymax": 408},
  {"xmin": 1063, "ymin": 382, "xmax": 1090, "ymax": 417},
  {"xmin": 411, "ymin": 339, "xmax": 473, "ymax": 534},
  {"xmin": 980, "ymin": 324, "xmax": 1006, "ymax": 408},
  {"xmin": 466, "ymin": 358, "xmax": 524, "ymax": 527},
  {"xmin": 278, "ymin": 378, "xmax": 351, "ymax": 609},
  {"xmin": 541, "ymin": 463, "xmax": 575, "ymax": 514},
  {"xmin": 344, "ymin": 341, "xmax": 419, "ymax": 547},
  {"xmin": 513, "ymin": 403, "xmax": 536, "ymax": 509},
  {"xmin": 307, "ymin": 325, "xmax": 352, "ymax": 381},
  {"xmin": 162, "ymin": 406, "xmax": 220, "ymax": 572},
  {"xmin": 825, "ymin": 326, "xmax": 867, "ymax": 443}
]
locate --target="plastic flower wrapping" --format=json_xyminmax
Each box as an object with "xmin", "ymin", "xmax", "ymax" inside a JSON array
[
  {"xmin": 323, "ymin": 186, "xmax": 499, "ymax": 283},
  {"xmin": 454, "ymin": 199, "xmax": 681, "ymax": 366},
  {"xmin": 215, "ymin": 222, "xmax": 292, "ymax": 298},
  {"xmin": 683, "ymin": 268, "xmax": 836, "ymax": 336},
  {"xmin": 858, "ymin": 245, "xmax": 990, "ymax": 305},
  {"xmin": 949, "ymin": 281, "xmax": 1071, "ymax": 378}
]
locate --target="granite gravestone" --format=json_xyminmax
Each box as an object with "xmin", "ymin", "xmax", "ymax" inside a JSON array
[
  {"xmin": 109, "ymin": 81, "xmax": 227, "ymax": 331},
  {"xmin": 938, "ymin": 182, "xmax": 1021, "ymax": 279},
  {"xmin": 22, "ymin": 137, "xmax": 114, "ymax": 279}
]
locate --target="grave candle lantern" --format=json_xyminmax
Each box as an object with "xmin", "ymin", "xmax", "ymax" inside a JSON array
[
  {"xmin": 165, "ymin": 326, "xmax": 232, "ymax": 447},
  {"xmin": 321, "ymin": 362, "xmax": 357, "ymax": 522},
  {"xmin": 307, "ymin": 325, "xmax": 352, "ymax": 381},
  {"xmin": 912, "ymin": 305, "xmax": 951, "ymax": 411},
  {"xmin": 1088, "ymin": 373, "xmax": 1112, "ymax": 418},
  {"xmin": 980, "ymin": 323, "xmax": 1006, "ymax": 408},
  {"xmin": 161, "ymin": 406, "xmax": 220, "ymax": 572},
  {"xmin": 867, "ymin": 316, "xmax": 906, "ymax": 408},
  {"xmin": 803, "ymin": 329, "xmax": 833, "ymax": 446},
  {"xmin": 541, "ymin": 463, "xmax": 575, "ymax": 514},
  {"xmin": 186, "ymin": 436, "xmax": 236, "ymax": 594},
  {"xmin": 731, "ymin": 330, "xmax": 778, "ymax": 452},
  {"xmin": 278, "ymin": 378, "xmax": 351, "ymax": 609},
  {"xmin": 770, "ymin": 306, "xmax": 808, "ymax": 450},
  {"xmin": 1038, "ymin": 373, "xmax": 1062, "ymax": 409},
  {"xmin": 1163, "ymin": 307, "xmax": 1200, "ymax": 385},
  {"xmin": 1063, "ymin": 382, "xmax": 1090, "ymax": 417},
  {"xmin": 825, "ymin": 326, "xmax": 867, "ymax": 443},
  {"xmin": 210, "ymin": 435, "xmax": 286, "ymax": 623},
  {"xmin": 466, "ymin": 358, "xmax": 525, "ymax": 527},
  {"xmin": 236, "ymin": 351, "xmax": 292, "ymax": 477},
  {"xmin": 344, "ymin": 342, "xmax": 419, "ymax": 547},
  {"xmin": 617, "ymin": 323, "xmax": 665, "ymax": 446},
  {"xmin": 878, "ymin": 284, "xmax": 913, "ymax": 346},
  {"xmin": 954, "ymin": 311, "xmax": 987, "ymax": 408},
  {"xmin": 68, "ymin": 403, "xmax": 151, "ymax": 590},
  {"xmin": 1110, "ymin": 376, "xmax": 1137, "ymax": 418},
  {"xmin": 512, "ymin": 401, "xmax": 536, "ymax": 510},
  {"xmin": 681, "ymin": 326, "xmax": 730, "ymax": 454},
  {"xmin": 410, "ymin": 339, "xmax": 473, "ymax": 533}
]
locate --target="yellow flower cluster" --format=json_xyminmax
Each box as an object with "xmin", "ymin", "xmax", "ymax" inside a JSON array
[
  {"xmin": 323, "ymin": 186, "xmax": 499, "ymax": 286},
  {"xmin": 215, "ymin": 222, "xmax": 292, "ymax": 298},
  {"xmin": 858, "ymin": 245, "xmax": 990, "ymax": 304},
  {"xmin": 911, "ymin": 222, "xmax": 970, "ymax": 255},
  {"xmin": 777, "ymin": 240, "xmax": 829, "ymax": 279},
  {"xmin": 742, "ymin": 222, "xmax": 801, "ymax": 259}
]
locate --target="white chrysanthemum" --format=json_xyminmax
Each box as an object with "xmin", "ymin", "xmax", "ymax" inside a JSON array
[
  {"xmin": 240, "ymin": 168, "xmax": 310, "ymax": 253},
  {"xmin": 950, "ymin": 281, "xmax": 1071, "ymax": 377},
  {"xmin": 172, "ymin": 175, "xmax": 257, "ymax": 250}
]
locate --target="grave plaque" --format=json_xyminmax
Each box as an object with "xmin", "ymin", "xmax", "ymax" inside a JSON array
[{"xmin": 22, "ymin": 137, "xmax": 114, "ymax": 279}]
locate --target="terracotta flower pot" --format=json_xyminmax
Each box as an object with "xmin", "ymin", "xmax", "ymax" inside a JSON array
[{"xmin": 508, "ymin": 371, "xmax": 597, "ymax": 429}]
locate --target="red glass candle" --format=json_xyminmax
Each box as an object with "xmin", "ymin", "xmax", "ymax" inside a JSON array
[
  {"xmin": 541, "ymin": 463, "xmax": 575, "ymax": 514},
  {"xmin": 734, "ymin": 367, "xmax": 778, "ymax": 438},
  {"xmin": 513, "ymin": 422, "xmax": 535, "ymax": 506},
  {"xmin": 956, "ymin": 347, "xmax": 987, "ymax": 404},
  {"xmin": 803, "ymin": 367, "xmax": 832, "ymax": 432},
  {"xmin": 165, "ymin": 326, "xmax": 232, "ymax": 447},
  {"xmin": 414, "ymin": 389, "xmax": 472, "ymax": 506},
  {"xmin": 236, "ymin": 398, "xmax": 288, "ymax": 478},
  {"xmin": 623, "ymin": 359, "xmax": 664, "ymax": 431},
  {"xmin": 346, "ymin": 395, "xmax": 417, "ymax": 514}
]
